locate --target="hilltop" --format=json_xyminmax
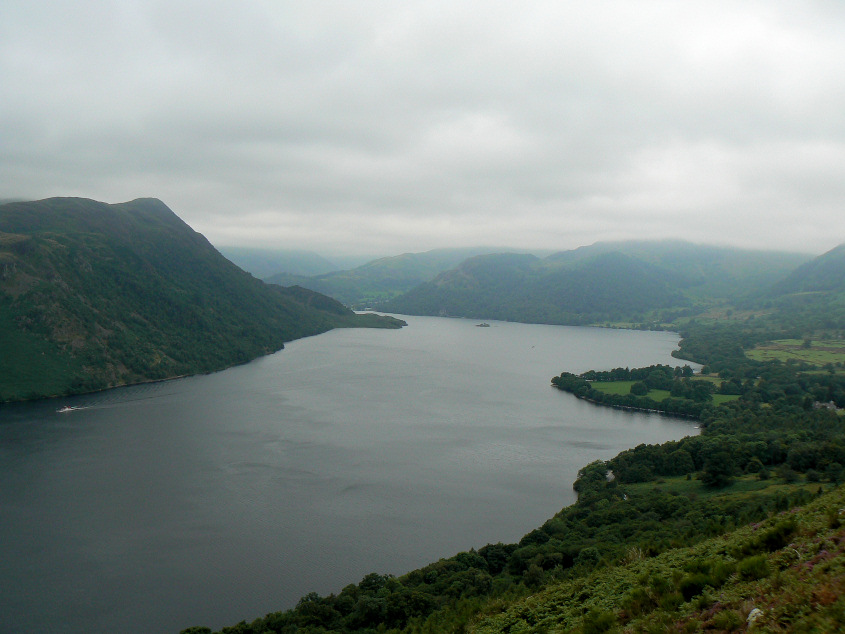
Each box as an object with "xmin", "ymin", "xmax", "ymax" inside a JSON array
[
  {"xmin": 772, "ymin": 243, "xmax": 845, "ymax": 295},
  {"xmin": 0, "ymin": 197, "xmax": 403, "ymax": 402}
]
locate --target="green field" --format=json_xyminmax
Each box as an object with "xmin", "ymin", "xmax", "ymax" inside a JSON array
[
  {"xmin": 590, "ymin": 380, "xmax": 637, "ymax": 395},
  {"xmin": 590, "ymin": 380, "xmax": 739, "ymax": 405},
  {"xmin": 624, "ymin": 472, "xmax": 819, "ymax": 501},
  {"xmin": 712, "ymin": 393, "xmax": 741, "ymax": 405},
  {"xmin": 589, "ymin": 381, "xmax": 670, "ymax": 400},
  {"xmin": 747, "ymin": 338, "xmax": 845, "ymax": 366}
]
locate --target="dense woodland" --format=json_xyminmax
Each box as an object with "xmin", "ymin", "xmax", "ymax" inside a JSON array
[{"xmin": 184, "ymin": 241, "xmax": 845, "ymax": 633}]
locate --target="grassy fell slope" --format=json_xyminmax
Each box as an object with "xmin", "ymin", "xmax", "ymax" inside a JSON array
[
  {"xmin": 471, "ymin": 484, "xmax": 845, "ymax": 633},
  {"xmin": 0, "ymin": 197, "xmax": 402, "ymax": 401}
]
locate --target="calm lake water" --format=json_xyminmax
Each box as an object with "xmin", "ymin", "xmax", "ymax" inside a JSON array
[{"xmin": 0, "ymin": 316, "xmax": 698, "ymax": 633}]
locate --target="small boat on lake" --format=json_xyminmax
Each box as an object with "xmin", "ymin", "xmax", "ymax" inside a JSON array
[
  {"xmin": 56, "ymin": 405, "xmax": 81, "ymax": 413},
  {"xmin": 476, "ymin": 323, "xmax": 490, "ymax": 327}
]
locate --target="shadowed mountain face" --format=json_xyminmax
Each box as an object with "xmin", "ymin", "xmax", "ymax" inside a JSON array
[
  {"xmin": 753, "ymin": 243, "xmax": 845, "ymax": 332},
  {"xmin": 0, "ymin": 197, "xmax": 402, "ymax": 402}
]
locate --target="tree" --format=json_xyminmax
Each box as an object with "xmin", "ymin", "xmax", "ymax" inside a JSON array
[
  {"xmin": 745, "ymin": 456, "xmax": 765, "ymax": 474},
  {"xmin": 574, "ymin": 460, "xmax": 609, "ymax": 496},
  {"xmin": 523, "ymin": 563, "xmax": 545, "ymax": 588},
  {"xmin": 575, "ymin": 546, "xmax": 601, "ymax": 569},
  {"xmin": 691, "ymin": 381, "xmax": 715, "ymax": 402},
  {"xmin": 702, "ymin": 450, "xmax": 735, "ymax": 488},
  {"xmin": 630, "ymin": 381, "xmax": 649, "ymax": 396},
  {"xmin": 666, "ymin": 449, "xmax": 695, "ymax": 476}
]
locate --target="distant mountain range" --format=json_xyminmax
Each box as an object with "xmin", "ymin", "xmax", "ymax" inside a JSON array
[
  {"xmin": 0, "ymin": 197, "xmax": 402, "ymax": 402},
  {"xmin": 382, "ymin": 250, "xmax": 677, "ymax": 324},
  {"xmin": 265, "ymin": 247, "xmax": 536, "ymax": 307},
  {"xmin": 5, "ymin": 195, "xmax": 837, "ymax": 401},
  {"xmin": 379, "ymin": 241, "xmax": 816, "ymax": 325},
  {"xmin": 253, "ymin": 239, "xmax": 832, "ymax": 327}
]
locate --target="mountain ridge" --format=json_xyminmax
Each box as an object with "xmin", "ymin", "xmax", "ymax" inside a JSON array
[
  {"xmin": 381, "ymin": 241, "xmax": 817, "ymax": 325},
  {"xmin": 0, "ymin": 197, "xmax": 403, "ymax": 402},
  {"xmin": 265, "ymin": 246, "xmax": 536, "ymax": 307}
]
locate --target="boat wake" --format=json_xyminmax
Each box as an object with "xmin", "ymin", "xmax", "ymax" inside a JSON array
[{"xmin": 56, "ymin": 405, "xmax": 85, "ymax": 414}]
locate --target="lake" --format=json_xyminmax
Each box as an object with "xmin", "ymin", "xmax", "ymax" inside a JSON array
[{"xmin": 0, "ymin": 315, "xmax": 698, "ymax": 633}]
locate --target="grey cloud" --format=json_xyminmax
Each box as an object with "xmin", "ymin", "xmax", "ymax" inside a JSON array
[{"xmin": 2, "ymin": 0, "xmax": 844, "ymax": 256}]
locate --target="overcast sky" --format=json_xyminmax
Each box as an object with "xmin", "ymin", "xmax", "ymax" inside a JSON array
[{"xmin": 2, "ymin": 1, "xmax": 843, "ymax": 257}]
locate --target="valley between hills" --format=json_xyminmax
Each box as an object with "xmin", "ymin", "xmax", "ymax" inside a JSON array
[{"xmin": 4, "ymin": 197, "xmax": 845, "ymax": 632}]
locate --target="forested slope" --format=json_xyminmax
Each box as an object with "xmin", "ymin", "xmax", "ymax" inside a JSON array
[{"xmin": 0, "ymin": 197, "xmax": 402, "ymax": 402}]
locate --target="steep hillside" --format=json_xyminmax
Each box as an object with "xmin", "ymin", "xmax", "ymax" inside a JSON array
[
  {"xmin": 471, "ymin": 483, "xmax": 845, "ymax": 633},
  {"xmin": 752, "ymin": 243, "xmax": 845, "ymax": 334},
  {"xmin": 266, "ymin": 247, "xmax": 522, "ymax": 307},
  {"xmin": 0, "ymin": 197, "xmax": 402, "ymax": 402},
  {"xmin": 384, "ymin": 251, "xmax": 690, "ymax": 325},
  {"xmin": 772, "ymin": 243, "xmax": 845, "ymax": 295}
]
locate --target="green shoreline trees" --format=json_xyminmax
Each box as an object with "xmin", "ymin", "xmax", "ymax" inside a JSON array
[{"xmin": 551, "ymin": 364, "xmax": 712, "ymax": 419}]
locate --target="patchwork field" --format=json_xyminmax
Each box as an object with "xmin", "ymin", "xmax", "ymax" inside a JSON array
[{"xmin": 747, "ymin": 338, "xmax": 845, "ymax": 366}]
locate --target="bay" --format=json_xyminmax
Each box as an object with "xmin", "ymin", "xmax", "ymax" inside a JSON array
[{"xmin": 0, "ymin": 315, "xmax": 698, "ymax": 633}]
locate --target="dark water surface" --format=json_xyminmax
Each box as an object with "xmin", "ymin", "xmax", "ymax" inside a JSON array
[{"xmin": 0, "ymin": 316, "xmax": 698, "ymax": 633}]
